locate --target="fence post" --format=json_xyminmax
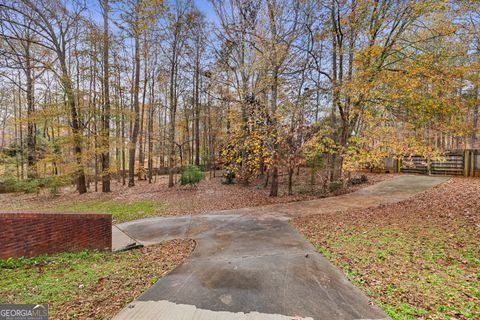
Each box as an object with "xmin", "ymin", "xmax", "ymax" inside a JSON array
[
  {"xmin": 463, "ymin": 150, "xmax": 470, "ymax": 177},
  {"xmin": 475, "ymin": 151, "xmax": 478, "ymax": 177}
]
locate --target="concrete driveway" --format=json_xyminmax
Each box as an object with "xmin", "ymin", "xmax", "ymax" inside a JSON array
[{"xmin": 113, "ymin": 175, "xmax": 448, "ymax": 320}]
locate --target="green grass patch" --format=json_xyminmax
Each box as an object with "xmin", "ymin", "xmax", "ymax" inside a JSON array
[
  {"xmin": 0, "ymin": 240, "xmax": 193, "ymax": 319},
  {"xmin": 293, "ymin": 220, "xmax": 480, "ymax": 320},
  {"xmin": 50, "ymin": 200, "xmax": 169, "ymax": 223},
  {"xmin": 0, "ymin": 250, "xmax": 131, "ymax": 318},
  {"xmin": 327, "ymin": 225, "xmax": 479, "ymax": 319}
]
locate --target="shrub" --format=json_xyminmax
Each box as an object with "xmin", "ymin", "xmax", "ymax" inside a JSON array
[
  {"xmin": 15, "ymin": 179, "xmax": 41, "ymax": 194},
  {"xmin": 0, "ymin": 175, "xmax": 67, "ymax": 195},
  {"xmin": 41, "ymin": 175, "xmax": 67, "ymax": 196},
  {"xmin": 350, "ymin": 174, "xmax": 368, "ymax": 185},
  {"xmin": 306, "ymin": 153, "xmax": 325, "ymax": 186},
  {"xmin": 328, "ymin": 180, "xmax": 342, "ymax": 193},
  {"xmin": 0, "ymin": 177, "xmax": 17, "ymax": 193},
  {"xmin": 180, "ymin": 165, "xmax": 206, "ymax": 187},
  {"xmin": 222, "ymin": 168, "xmax": 235, "ymax": 185}
]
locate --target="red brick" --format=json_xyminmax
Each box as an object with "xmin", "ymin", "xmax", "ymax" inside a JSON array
[{"xmin": 0, "ymin": 212, "xmax": 112, "ymax": 259}]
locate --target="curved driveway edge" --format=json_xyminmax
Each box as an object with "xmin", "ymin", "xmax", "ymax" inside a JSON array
[{"xmin": 113, "ymin": 175, "xmax": 448, "ymax": 320}]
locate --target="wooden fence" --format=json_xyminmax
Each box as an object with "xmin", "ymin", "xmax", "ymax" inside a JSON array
[{"xmin": 383, "ymin": 150, "xmax": 480, "ymax": 177}]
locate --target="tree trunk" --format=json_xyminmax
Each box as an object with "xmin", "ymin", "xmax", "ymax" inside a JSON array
[
  {"xmin": 288, "ymin": 167, "xmax": 294, "ymax": 195},
  {"xmin": 94, "ymin": 120, "xmax": 99, "ymax": 192},
  {"xmin": 269, "ymin": 69, "xmax": 279, "ymax": 197},
  {"xmin": 25, "ymin": 42, "xmax": 37, "ymax": 178},
  {"xmin": 128, "ymin": 29, "xmax": 141, "ymax": 187},
  {"xmin": 60, "ymin": 54, "xmax": 87, "ymax": 194},
  {"xmin": 194, "ymin": 43, "xmax": 200, "ymax": 166},
  {"xmin": 168, "ymin": 38, "xmax": 178, "ymax": 188},
  {"xmin": 471, "ymin": 83, "xmax": 478, "ymax": 148},
  {"xmin": 148, "ymin": 70, "xmax": 155, "ymax": 183},
  {"xmin": 329, "ymin": 1, "xmax": 342, "ymax": 182},
  {"xmin": 101, "ymin": 0, "xmax": 111, "ymax": 192},
  {"xmin": 14, "ymin": 83, "xmax": 19, "ymax": 180},
  {"xmin": 138, "ymin": 37, "xmax": 148, "ymax": 179}
]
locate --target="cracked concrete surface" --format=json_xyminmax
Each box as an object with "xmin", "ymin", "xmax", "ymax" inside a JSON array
[
  {"xmin": 112, "ymin": 175, "xmax": 448, "ymax": 320},
  {"xmin": 115, "ymin": 300, "xmax": 315, "ymax": 320}
]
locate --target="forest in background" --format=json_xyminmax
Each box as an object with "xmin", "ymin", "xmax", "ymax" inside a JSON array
[{"xmin": 0, "ymin": 0, "xmax": 478, "ymax": 195}]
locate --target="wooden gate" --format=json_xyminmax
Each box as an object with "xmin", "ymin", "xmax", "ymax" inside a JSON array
[{"xmin": 400, "ymin": 152, "xmax": 465, "ymax": 176}]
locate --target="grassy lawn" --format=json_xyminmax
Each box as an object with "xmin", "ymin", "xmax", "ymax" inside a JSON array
[
  {"xmin": 0, "ymin": 240, "xmax": 194, "ymax": 319},
  {"xmin": 292, "ymin": 177, "xmax": 480, "ymax": 320},
  {"xmin": 49, "ymin": 200, "xmax": 169, "ymax": 223}
]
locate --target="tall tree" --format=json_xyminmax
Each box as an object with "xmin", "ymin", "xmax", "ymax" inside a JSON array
[
  {"xmin": 2, "ymin": 0, "xmax": 89, "ymax": 193},
  {"xmin": 100, "ymin": 0, "xmax": 111, "ymax": 192},
  {"xmin": 0, "ymin": 10, "xmax": 49, "ymax": 178},
  {"xmin": 262, "ymin": 0, "xmax": 300, "ymax": 196},
  {"xmin": 166, "ymin": 0, "xmax": 190, "ymax": 187},
  {"xmin": 118, "ymin": 0, "xmax": 162, "ymax": 187}
]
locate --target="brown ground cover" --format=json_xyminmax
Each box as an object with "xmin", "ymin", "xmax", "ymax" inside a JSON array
[
  {"xmin": 292, "ymin": 177, "xmax": 480, "ymax": 319},
  {"xmin": 0, "ymin": 170, "xmax": 389, "ymax": 223},
  {"xmin": 0, "ymin": 239, "xmax": 195, "ymax": 319}
]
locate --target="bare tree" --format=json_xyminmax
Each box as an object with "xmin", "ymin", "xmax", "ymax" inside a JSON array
[
  {"xmin": 166, "ymin": 0, "xmax": 191, "ymax": 187},
  {"xmin": 2, "ymin": 0, "xmax": 88, "ymax": 193},
  {"xmin": 100, "ymin": 0, "xmax": 111, "ymax": 192}
]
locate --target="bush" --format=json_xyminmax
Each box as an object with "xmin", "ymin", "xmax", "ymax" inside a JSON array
[
  {"xmin": 0, "ymin": 175, "xmax": 67, "ymax": 195},
  {"xmin": 350, "ymin": 174, "xmax": 368, "ymax": 185},
  {"xmin": 41, "ymin": 175, "xmax": 66, "ymax": 196},
  {"xmin": 0, "ymin": 177, "xmax": 17, "ymax": 193},
  {"xmin": 306, "ymin": 154, "xmax": 325, "ymax": 186},
  {"xmin": 328, "ymin": 180, "xmax": 342, "ymax": 193},
  {"xmin": 222, "ymin": 168, "xmax": 235, "ymax": 185},
  {"xmin": 180, "ymin": 165, "xmax": 206, "ymax": 187},
  {"xmin": 15, "ymin": 179, "xmax": 41, "ymax": 194}
]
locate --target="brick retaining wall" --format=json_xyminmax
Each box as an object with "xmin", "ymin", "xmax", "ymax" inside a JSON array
[{"xmin": 0, "ymin": 212, "xmax": 112, "ymax": 259}]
